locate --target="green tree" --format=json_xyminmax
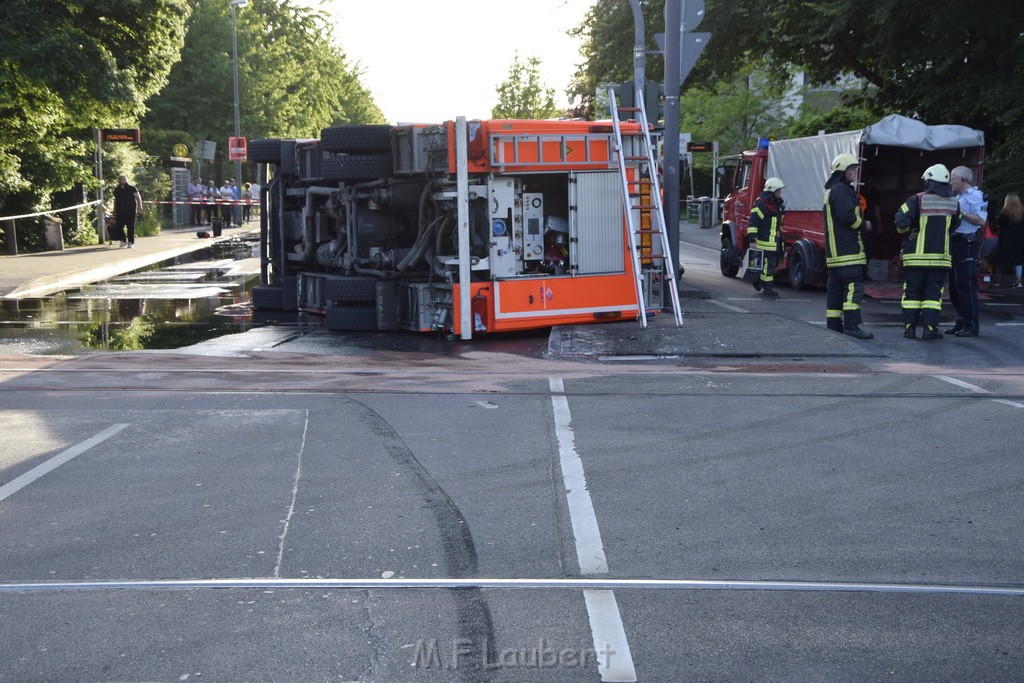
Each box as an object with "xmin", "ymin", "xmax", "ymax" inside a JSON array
[
  {"xmin": 0, "ymin": 0, "xmax": 190, "ymax": 217},
  {"xmin": 144, "ymin": 0, "xmax": 385, "ymax": 182},
  {"xmin": 492, "ymin": 52, "xmax": 562, "ymax": 120}
]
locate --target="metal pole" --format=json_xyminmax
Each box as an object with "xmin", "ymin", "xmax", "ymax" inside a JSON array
[
  {"xmin": 95, "ymin": 128, "xmax": 106, "ymax": 244},
  {"xmin": 663, "ymin": 0, "xmax": 682, "ymax": 289},
  {"xmin": 455, "ymin": 117, "xmax": 471, "ymax": 340},
  {"xmin": 627, "ymin": 0, "xmax": 645, "ymax": 89},
  {"xmin": 231, "ymin": 2, "xmax": 244, "ymax": 197}
]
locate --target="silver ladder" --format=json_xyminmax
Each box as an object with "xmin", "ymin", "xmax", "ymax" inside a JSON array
[{"xmin": 606, "ymin": 85, "xmax": 683, "ymax": 328}]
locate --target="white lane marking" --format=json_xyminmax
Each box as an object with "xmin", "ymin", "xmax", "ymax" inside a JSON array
[
  {"xmin": 933, "ymin": 375, "xmax": 991, "ymax": 394},
  {"xmin": 549, "ymin": 377, "xmax": 608, "ymax": 575},
  {"xmin": 0, "ymin": 424, "xmax": 129, "ymax": 502},
  {"xmin": 706, "ymin": 299, "xmax": 749, "ymax": 313},
  {"xmin": 598, "ymin": 355, "xmax": 679, "ymax": 362},
  {"xmin": 274, "ymin": 410, "xmax": 309, "ymax": 578},
  {"xmin": 584, "ymin": 589, "xmax": 638, "ymax": 682},
  {"xmin": 549, "ymin": 377, "xmax": 637, "ymax": 682},
  {"xmin": 3, "ymin": 576, "xmax": 1024, "ymax": 597},
  {"xmin": 474, "ymin": 400, "xmax": 499, "ymax": 409},
  {"xmin": 991, "ymin": 399, "xmax": 1024, "ymax": 409},
  {"xmin": 994, "ymin": 322, "xmax": 1024, "ymax": 326}
]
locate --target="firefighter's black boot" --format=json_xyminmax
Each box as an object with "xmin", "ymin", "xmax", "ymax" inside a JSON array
[
  {"xmin": 843, "ymin": 324, "xmax": 874, "ymax": 340},
  {"xmin": 761, "ymin": 284, "xmax": 778, "ymax": 297},
  {"xmin": 921, "ymin": 325, "xmax": 943, "ymax": 340},
  {"xmin": 752, "ymin": 280, "xmax": 762, "ymax": 292},
  {"xmin": 903, "ymin": 324, "xmax": 917, "ymax": 339},
  {"xmin": 827, "ymin": 318, "xmax": 844, "ymax": 333}
]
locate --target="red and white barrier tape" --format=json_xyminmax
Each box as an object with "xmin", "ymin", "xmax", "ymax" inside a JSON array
[{"xmin": 144, "ymin": 199, "xmax": 256, "ymax": 205}]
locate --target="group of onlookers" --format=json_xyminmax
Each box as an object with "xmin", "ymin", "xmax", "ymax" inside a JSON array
[{"xmin": 187, "ymin": 177, "xmax": 257, "ymax": 227}]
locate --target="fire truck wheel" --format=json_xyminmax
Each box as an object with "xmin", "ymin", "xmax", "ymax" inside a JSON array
[
  {"xmin": 789, "ymin": 244, "xmax": 810, "ymax": 290},
  {"xmin": 720, "ymin": 237, "xmax": 739, "ymax": 277},
  {"xmin": 326, "ymin": 276, "xmax": 377, "ymax": 303},
  {"xmin": 320, "ymin": 125, "xmax": 392, "ymax": 154},
  {"xmin": 325, "ymin": 304, "xmax": 378, "ymax": 331},
  {"xmin": 321, "ymin": 154, "xmax": 395, "ymax": 181},
  {"xmin": 248, "ymin": 138, "xmax": 283, "ymax": 164},
  {"xmin": 251, "ymin": 284, "xmax": 285, "ymax": 310}
]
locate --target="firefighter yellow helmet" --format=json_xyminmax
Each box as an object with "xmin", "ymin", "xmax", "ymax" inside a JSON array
[
  {"xmin": 922, "ymin": 164, "xmax": 950, "ymax": 183},
  {"xmin": 831, "ymin": 153, "xmax": 860, "ymax": 173},
  {"xmin": 764, "ymin": 177, "xmax": 785, "ymax": 193}
]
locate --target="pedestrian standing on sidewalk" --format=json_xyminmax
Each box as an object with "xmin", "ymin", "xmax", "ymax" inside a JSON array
[
  {"xmin": 946, "ymin": 166, "xmax": 988, "ymax": 337},
  {"xmin": 823, "ymin": 154, "xmax": 874, "ymax": 339},
  {"xmin": 894, "ymin": 164, "xmax": 961, "ymax": 340},
  {"xmin": 112, "ymin": 175, "xmax": 143, "ymax": 249},
  {"xmin": 241, "ymin": 182, "xmax": 253, "ymax": 223},
  {"xmin": 996, "ymin": 193, "xmax": 1024, "ymax": 287},
  {"xmin": 188, "ymin": 177, "xmax": 205, "ymax": 226},
  {"xmin": 746, "ymin": 177, "xmax": 785, "ymax": 296}
]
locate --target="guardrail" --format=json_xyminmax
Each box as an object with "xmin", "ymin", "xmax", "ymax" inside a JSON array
[{"xmin": 1, "ymin": 200, "xmax": 102, "ymax": 256}]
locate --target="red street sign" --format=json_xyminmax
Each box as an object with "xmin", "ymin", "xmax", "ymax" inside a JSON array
[
  {"xmin": 229, "ymin": 136, "xmax": 247, "ymax": 161},
  {"xmin": 102, "ymin": 128, "xmax": 141, "ymax": 143}
]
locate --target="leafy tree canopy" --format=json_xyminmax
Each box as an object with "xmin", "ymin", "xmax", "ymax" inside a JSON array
[{"xmin": 492, "ymin": 52, "xmax": 562, "ymax": 120}]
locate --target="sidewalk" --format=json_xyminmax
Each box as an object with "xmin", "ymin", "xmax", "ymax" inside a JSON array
[{"xmin": 0, "ymin": 223, "xmax": 259, "ymax": 299}]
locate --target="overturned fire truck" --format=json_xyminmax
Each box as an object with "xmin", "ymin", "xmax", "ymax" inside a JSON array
[{"xmin": 248, "ymin": 115, "xmax": 679, "ymax": 337}]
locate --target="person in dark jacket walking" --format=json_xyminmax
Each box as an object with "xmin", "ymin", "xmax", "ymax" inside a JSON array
[
  {"xmin": 823, "ymin": 153, "xmax": 873, "ymax": 339},
  {"xmin": 746, "ymin": 176, "xmax": 786, "ymax": 296},
  {"xmin": 112, "ymin": 175, "xmax": 144, "ymax": 248},
  {"xmin": 894, "ymin": 164, "xmax": 961, "ymax": 339}
]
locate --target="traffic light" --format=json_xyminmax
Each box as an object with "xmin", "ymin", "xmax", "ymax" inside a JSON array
[{"xmin": 644, "ymin": 80, "xmax": 665, "ymax": 124}]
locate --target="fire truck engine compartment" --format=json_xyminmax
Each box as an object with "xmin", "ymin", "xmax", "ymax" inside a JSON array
[{"xmin": 253, "ymin": 120, "xmax": 663, "ymax": 335}]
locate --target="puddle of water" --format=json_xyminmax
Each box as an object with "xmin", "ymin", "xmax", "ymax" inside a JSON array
[{"xmin": 0, "ymin": 237, "xmax": 297, "ymax": 354}]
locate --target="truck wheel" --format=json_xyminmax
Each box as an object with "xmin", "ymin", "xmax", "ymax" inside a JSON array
[
  {"xmin": 248, "ymin": 138, "xmax": 283, "ymax": 164},
  {"xmin": 325, "ymin": 304, "xmax": 378, "ymax": 331},
  {"xmin": 789, "ymin": 244, "xmax": 809, "ymax": 290},
  {"xmin": 720, "ymin": 237, "xmax": 739, "ymax": 277},
  {"xmin": 320, "ymin": 125, "xmax": 392, "ymax": 154},
  {"xmin": 321, "ymin": 154, "xmax": 395, "ymax": 181},
  {"xmin": 326, "ymin": 276, "xmax": 377, "ymax": 303}
]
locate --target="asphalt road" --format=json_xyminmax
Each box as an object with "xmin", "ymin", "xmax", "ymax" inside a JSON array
[{"xmin": 1, "ymin": 226, "xmax": 1022, "ymax": 681}]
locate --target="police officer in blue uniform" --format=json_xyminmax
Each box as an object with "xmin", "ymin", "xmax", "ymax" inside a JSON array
[{"xmin": 946, "ymin": 166, "xmax": 987, "ymax": 337}]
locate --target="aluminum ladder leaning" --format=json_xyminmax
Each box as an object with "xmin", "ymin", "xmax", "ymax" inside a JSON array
[{"xmin": 606, "ymin": 85, "xmax": 683, "ymax": 328}]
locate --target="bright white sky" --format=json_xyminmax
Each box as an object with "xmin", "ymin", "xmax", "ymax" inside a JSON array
[{"xmin": 305, "ymin": 0, "xmax": 598, "ymax": 124}]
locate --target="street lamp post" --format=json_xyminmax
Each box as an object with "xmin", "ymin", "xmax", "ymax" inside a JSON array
[{"xmin": 230, "ymin": 0, "xmax": 247, "ymax": 224}]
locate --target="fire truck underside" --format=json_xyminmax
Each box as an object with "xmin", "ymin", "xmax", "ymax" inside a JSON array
[{"xmin": 251, "ymin": 121, "xmax": 662, "ymax": 335}]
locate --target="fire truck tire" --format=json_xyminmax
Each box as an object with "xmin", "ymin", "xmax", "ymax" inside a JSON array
[
  {"xmin": 249, "ymin": 138, "xmax": 283, "ymax": 164},
  {"xmin": 789, "ymin": 243, "xmax": 810, "ymax": 290},
  {"xmin": 720, "ymin": 237, "xmax": 740, "ymax": 277},
  {"xmin": 320, "ymin": 125, "xmax": 392, "ymax": 154},
  {"xmin": 251, "ymin": 284, "xmax": 284, "ymax": 310},
  {"xmin": 321, "ymin": 154, "xmax": 395, "ymax": 181},
  {"xmin": 325, "ymin": 276, "xmax": 377, "ymax": 303},
  {"xmin": 325, "ymin": 304, "xmax": 378, "ymax": 331}
]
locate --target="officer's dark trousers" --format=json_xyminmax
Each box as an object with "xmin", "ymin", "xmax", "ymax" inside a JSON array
[
  {"xmin": 826, "ymin": 264, "xmax": 865, "ymax": 328},
  {"xmin": 901, "ymin": 267, "xmax": 947, "ymax": 328},
  {"xmin": 949, "ymin": 236, "xmax": 980, "ymax": 332}
]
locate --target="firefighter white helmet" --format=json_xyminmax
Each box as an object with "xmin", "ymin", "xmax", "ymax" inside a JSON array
[
  {"xmin": 764, "ymin": 177, "xmax": 785, "ymax": 193},
  {"xmin": 830, "ymin": 153, "xmax": 860, "ymax": 173},
  {"xmin": 922, "ymin": 164, "xmax": 950, "ymax": 183}
]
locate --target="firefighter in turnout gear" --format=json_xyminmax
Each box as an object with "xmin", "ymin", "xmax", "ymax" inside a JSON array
[
  {"xmin": 747, "ymin": 177, "xmax": 785, "ymax": 296},
  {"xmin": 823, "ymin": 153, "xmax": 874, "ymax": 339},
  {"xmin": 895, "ymin": 164, "xmax": 962, "ymax": 340}
]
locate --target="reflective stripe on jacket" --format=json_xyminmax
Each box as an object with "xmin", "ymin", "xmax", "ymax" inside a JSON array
[
  {"xmin": 895, "ymin": 190, "xmax": 961, "ymax": 268},
  {"xmin": 747, "ymin": 192, "xmax": 783, "ymax": 250},
  {"xmin": 823, "ymin": 173, "xmax": 867, "ymax": 267}
]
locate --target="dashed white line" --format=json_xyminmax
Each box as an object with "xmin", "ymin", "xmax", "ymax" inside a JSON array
[
  {"xmin": 0, "ymin": 424, "xmax": 129, "ymax": 502},
  {"xmin": 933, "ymin": 375, "xmax": 991, "ymax": 394},
  {"xmin": 549, "ymin": 376, "xmax": 637, "ymax": 682}
]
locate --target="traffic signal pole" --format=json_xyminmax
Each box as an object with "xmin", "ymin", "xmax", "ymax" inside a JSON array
[{"xmin": 663, "ymin": 0, "xmax": 682, "ymax": 289}]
